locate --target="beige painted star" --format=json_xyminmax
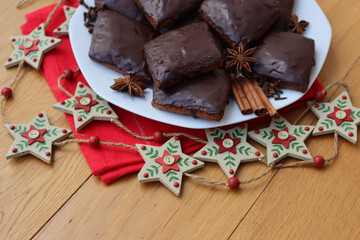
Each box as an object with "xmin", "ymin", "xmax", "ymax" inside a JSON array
[
  {"xmin": 5, "ymin": 23, "xmax": 62, "ymax": 70},
  {"xmin": 248, "ymin": 115, "xmax": 314, "ymax": 165},
  {"xmin": 311, "ymin": 91, "xmax": 360, "ymax": 144},
  {"xmin": 5, "ymin": 111, "xmax": 72, "ymax": 164},
  {"xmin": 193, "ymin": 124, "xmax": 264, "ymax": 178},
  {"xmin": 53, "ymin": 6, "xmax": 76, "ymax": 35},
  {"xmin": 53, "ymin": 82, "xmax": 118, "ymax": 131},
  {"xmin": 137, "ymin": 137, "xmax": 205, "ymax": 196}
]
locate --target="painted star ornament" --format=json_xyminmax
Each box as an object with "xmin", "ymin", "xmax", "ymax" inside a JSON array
[
  {"xmin": 311, "ymin": 90, "xmax": 360, "ymax": 143},
  {"xmin": 194, "ymin": 124, "xmax": 264, "ymax": 178},
  {"xmin": 5, "ymin": 23, "xmax": 61, "ymax": 70},
  {"xmin": 53, "ymin": 82, "xmax": 118, "ymax": 131},
  {"xmin": 5, "ymin": 111, "xmax": 72, "ymax": 164},
  {"xmin": 137, "ymin": 137, "xmax": 204, "ymax": 196},
  {"xmin": 53, "ymin": 6, "xmax": 76, "ymax": 35},
  {"xmin": 248, "ymin": 115, "xmax": 314, "ymax": 165}
]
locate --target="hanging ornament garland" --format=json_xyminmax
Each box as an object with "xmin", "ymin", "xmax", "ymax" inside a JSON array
[{"xmin": 1, "ymin": 0, "xmax": 359, "ymax": 196}]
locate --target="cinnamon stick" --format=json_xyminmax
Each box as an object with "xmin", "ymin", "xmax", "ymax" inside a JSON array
[
  {"xmin": 241, "ymin": 78, "xmax": 267, "ymax": 116},
  {"xmin": 251, "ymin": 79, "xmax": 278, "ymax": 117},
  {"xmin": 232, "ymin": 79, "xmax": 253, "ymax": 115}
]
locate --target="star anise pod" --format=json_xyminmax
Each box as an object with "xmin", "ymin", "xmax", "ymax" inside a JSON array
[
  {"xmin": 110, "ymin": 75, "xmax": 147, "ymax": 97},
  {"xmin": 288, "ymin": 13, "xmax": 309, "ymax": 35},
  {"xmin": 225, "ymin": 43, "xmax": 259, "ymax": 75}
]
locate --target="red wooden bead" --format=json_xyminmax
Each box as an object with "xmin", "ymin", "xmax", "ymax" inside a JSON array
[
  {"xmin": 62, "ymin": 129, "xmax": 67, "ymax": 133},
  {"xmin": 10, "ymin": 125, "xmax": 15, "ymax": 130},
  {"xmin": 11, "ymin": 38, "xmax": 16, "ymax": 42},
  {"xmin": 153, "ymin": 131, "xmax": 164, "ymax": 143},
  {"xmin": 38, "ymin": 26, "xmax": 41, "ymax": 30},
  {"xmin": 1, "ymin": 87, "xmax": 12, "ymax": 99},
  {"xmin": 38, "ymin": 113, "xmax": 43, "ymax": 118},
  {"xmin": 318, "ymin": 127, "xmax": 323, "ymax": 131},
  {"xmin": 63, "ymin": 69, "xmax": 74, "ymax": 81},
  {"xmin": 315, "ymin": 104, "xmax": 319, "ymax": 108},
  {"xmin": 141, "ymin": 145, "xmax": 146, "ymax": 150},
  {"xmin": 12, "ymin": 148, "xmax": 17, "ymax": 153},
  {"xmin": 174, "ymin": 136, "xmax": 179, "ymax": 140},
  {"xmin": 342, "ymin": 95, "xmax": 347, "ymax": 100},
  {"xmin": 192, "ymin": 160, "xmax": 197, "ymax": 165},
  {"xmin": 201, "ymin": 150, "xmax": 206, "ymax": 155},
  {"xmin": 77, "ymin": 117, "xmax": 82, "ymax": 121},
  {"xmin": 174, "ymin": 182, "xmax": 179, "ymax": 187},
  {"xmin": 228, "ymin": 177, "xmax": 240, "ymax": 190},
  {"xmin": 349, "ymin": 132, "xmax": 354, "ymax": 137},
  {"xmin": 79, "ymin": 83, "xmax": 84, "ymax": 88},
  {"xmin": 273, "ymin": 153, "xmax": 278, "ymax": 158},
  {"xmin": 302, "ymin": 149, "xmax": 308, "ymax": 154},
  {"xmin": 33, "ymin": 58, "xmax": 37, "ymax": 62},
  {"xmin": 240, "ymin": 125, "xmax": 245, "ymax": 129},
  {"xmin": 255, "ymin": 151, "xmax": 260, "ymax": 156},
  {"xmin": 255, "ymin": 130, "xmax": 260, "ymax": 134},
  {"xmin": 61, "ymin": 101, "xmax": 65, "ymax": 105},
  {"xmin": 57, "ymin": 28, "xmax": 61, "ymax": 31},
  {"xmin": 66, "ymin": 7, "xmax": 70, "ymax": 10},
  {"xmin": 315, "ymin": 91, "xmax": 327, "ymax": 102},
  {"xmin": 106, "ymin": 110, "xmax": 111, "ymax": 114},
  {"xmin": 274, "ymin": 115, "xmax": 280, "ymax": 119},
  {"xmin": 46, "ymin": 152, "xmax": 51, "ymax": 156},
  {"xmin": 305, "ymin": 127, "xmax": 310, "ymax": 131},
  {"xmin": 143, "ymin": 173, "xmax": 148, "ymax": 178},
  {"xmin": 8, "ymin": 58, "xmax": 12, "ymax": 62},
  {"xmin": 50, "ymin": 39, "xmax": 54, "ymax": 43},
  {"xmin": 89, "ymin": 136, "xmax": 100, "ymax": 147},
  {"xmin": 229, "ymin": 169, "xmax": 234, "ymax": 175},
  {"xmin": 313, "ymin": 155, "xmax": 325, "ymax": 168}
]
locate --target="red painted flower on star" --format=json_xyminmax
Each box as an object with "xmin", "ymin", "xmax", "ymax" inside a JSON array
[
  {"xmin": 327, "ymin": 107, "xmax": 353, "ymax": 126},
  {"xmin": 21, "ymin": 125, "xmax": 47, "ymax": 145},
  {"xmin": 19, "ymin": 39, "xmax": 39, "ymax": 56},
  {"xmin": 213, "ymin": 133, "xmax": 241, "ymax": 154},
  {"xmin": 155, "ymin": 150, "xmax": 180, "ymax": 173},
  {"xmin": 271, "ymin": 127, "xmax": 296, "ymax": 149},
  {"xmin": 74, "ymin": 93, "xmax": 98, "ymax": 112}
]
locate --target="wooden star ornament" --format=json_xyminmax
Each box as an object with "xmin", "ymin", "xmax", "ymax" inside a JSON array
[
  {"xmin": 53, "ymin": 6, "xmax": 76, "ymax": 35},
  {"xmin": 4, "ymin": 111, "xmax": 72, "ymax": 164},
  {"xmin": 5, "ymin": 23, "xmax": 61, "ymax": 70},
  {"xmin": 311, "ymin": 91, "xmax": 360, "ymax": 144},
  {"xmin": 248, "ymin": 115, "xmax": 314, "ymax": 165},
  {"xmin": 137, "ymin": 137, "xmax": 205, "ymax": 196},
  {"xmin": 53, "ymin": 82, "xmax": 118, "ymax": 131},
  {"xmin": 193, "ymin": 124, "xmax": 264, "ymax": 178}
]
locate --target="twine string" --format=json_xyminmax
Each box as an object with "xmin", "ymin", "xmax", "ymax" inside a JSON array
[
  {"xmin": 16, "ymin": 0, "xmax": 35, "ymax": 8},
  {"xmin": 57, "ymin": 67, "xmax": 80, "ymax": 97},
  {"xmin": 44, "ymin": 0, "xmax": 67, "ymax": 28}
]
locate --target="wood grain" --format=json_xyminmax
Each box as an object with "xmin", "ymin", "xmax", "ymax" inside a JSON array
[{"xmin": 0, "ymin": 0, "xmax": 359, "ymax": 239}]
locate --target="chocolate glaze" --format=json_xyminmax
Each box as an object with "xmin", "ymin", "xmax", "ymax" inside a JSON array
[
  {"xmin": 89, "ymin": 10, "xmax": 155, "ymax": 80},
  {"xmin": 271, "ymin": 0, "xmax": 294, "ymax": 31},
  {"xmin": 199, "ymin": 0, "xmax": 281, "ymax": 48},
  {"xmin": 94, "ymin": 0, "xmax": 144, "ymax": 22},
  {"xmin": 144, "ymin": 22, "xmax": 223, "ymax": 90},
  {"xmin": 134, "ymin": 0, "xmax": 203, "ymax": 29},
  {"xmin": 252, "ymin": 32, "xmax": 315, "ymax": 92},
  {"xmin": 152, "ymin": 69, "xmax": 231, "ymax": 118}
]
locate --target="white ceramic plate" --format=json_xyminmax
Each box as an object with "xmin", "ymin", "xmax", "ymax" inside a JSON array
[{"xmin": 69, "ymin": 0, "xmax": 331, "ymax": 129}]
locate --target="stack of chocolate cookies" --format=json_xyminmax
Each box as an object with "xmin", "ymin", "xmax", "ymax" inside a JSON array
[{"xmin": 87, "ymin": 0, "xmax": 315, "ymax": 121}]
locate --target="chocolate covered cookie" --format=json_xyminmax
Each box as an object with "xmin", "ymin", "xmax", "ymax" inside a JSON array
[
  {"xmin": 152, "ymin": 69, "xmax": 231, "ymax": 121},
  {"xmin": 134, "ymin": 0, "xmax": 203, "ymax": 30},
  {"xmin": 89, "ymin": 10, "xmax": 155, "ymax": 81},
  {"xmin": 144, "ymin": 22, "xmax": 223, "ymax": 89},
  {"xmin": 199, "ymin": 0, "xmax": 281, "ymax": 48},
  {"xmin": 252, "ymin": 32, "xmax": 315, "ymax": 92},
  {"xmin": 94, "ymin": 0, "xmax": 144, "ymax": 22}
]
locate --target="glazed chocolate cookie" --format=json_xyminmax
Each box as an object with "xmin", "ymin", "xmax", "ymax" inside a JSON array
[
  {"xmin": 271, "ymin": 0, "xmax": 294, "ymax": 31},
  {"xmin": 199, "ymin": 0, "xmax": 281, "ymax": 48},
  {"xmin": 134, "ymin": 0, "xmax": 203, "ymax": 30},
  {"xmin": 89, "ymin": 10, "xmax": 155, "ymax": 81},
  {"xmin": 152, "ymin": 69, "xmax": 231, "ymax": 121},
  {"xmin": 94, "ymin": 0, "xmax": 144, "ymax": 22},
  {"xmin": 144, "ymin": 22, "xmax": 223, "ymax": 90},
  {"xmin": 252, "ymin": 32, "xmax": 315, "ymax": 92}
]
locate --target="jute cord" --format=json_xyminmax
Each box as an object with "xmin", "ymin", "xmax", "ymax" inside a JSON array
[{"xmin": 57, "ymin": 67, "xmax": 80, "ymax": 97}]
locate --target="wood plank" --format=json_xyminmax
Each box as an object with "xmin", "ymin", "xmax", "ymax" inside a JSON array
[
  {"xmin": 0, "ymin": 1, "xmax": 92, "ymax": 239},
  {"xmin": 230, "ymin": 58, "xmax": 360, "ymax": 239}
]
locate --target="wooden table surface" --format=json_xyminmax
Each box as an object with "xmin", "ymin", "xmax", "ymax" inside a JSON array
[{"xmin": 1, "ymin": 0, "xmax": 360, "ymax": 239}]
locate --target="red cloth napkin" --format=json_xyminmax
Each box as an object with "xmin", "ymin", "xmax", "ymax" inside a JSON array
[{"xmin": 20, "ymin": 0, "xmax": 323, "ymax": 184}]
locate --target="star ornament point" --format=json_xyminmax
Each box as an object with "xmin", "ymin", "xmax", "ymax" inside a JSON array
[
  {"xmin": 311, "ymin": 91, "xmax": 360, "ymax": 144},
  {"xmin": 5, "ymin": 111, "xmax": 72, "ymax": 164},
  {"xmin": 53, "ymin": 6, "xmax": 76, "ymax": 36},
  {"xmin": 193, "ymin": 124, "xmax": 264, "ymax": 178},
  {"xmin": 5, "ymin": 23, "xmax": 62, "ymax": 70},
  {"xmin": 137, "ymin": 137, "xmax": 204, "ymax": 196},
  {"xmin": 53, "ymin": 82, "xmax": 118, "ymax": 131},
  {"xmin": 248, "ymin": 115, "xmax": 314, "ymax": 165}
]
